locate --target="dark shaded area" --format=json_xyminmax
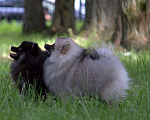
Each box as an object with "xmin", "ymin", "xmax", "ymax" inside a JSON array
[
  {"xmin": 23, "ymin": 0, "xmax": 46, "ymax": 33},
  {"xmin": 47, "ymin": 0, "xmax": 76, "ymax": 35},
  {"xmin": 10, "ymin": 41, "xmax": 48, "ymax": 99}
]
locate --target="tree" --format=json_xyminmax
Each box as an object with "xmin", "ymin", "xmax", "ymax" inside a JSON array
[
  {"xmin": 81, "ymin": 0, "xmax": 149, "ymax": 50},
  {"xmin": 81, "ymin": 0, "xmax": 118, "ymax": 39},
  {"xmin": 23, "ymin": 0, "xmax": 46, "ymax": 33},
  {"xmin": 114, "ymin": 0, "xmax": 148, "ymax": 49},
  {"xmin": 112, "ymin": 0, "xmax": 128, "ymax": 46},
  {"xmin": 147, "ymin": 0, "xmax": 150, "ymax": 35},
  {"xmin": 48, "ymin": 0, "xmax": 76, "ymax": 35}
]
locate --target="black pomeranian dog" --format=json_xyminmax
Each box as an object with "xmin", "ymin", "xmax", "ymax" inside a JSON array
[{"xmin": 10, "ymin": 41, "xmax": 50, "ymax": 98}]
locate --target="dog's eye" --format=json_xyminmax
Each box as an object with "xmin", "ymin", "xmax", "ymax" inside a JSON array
[{"xmin": 18, "ymin": 47, "xmax": 22, "ymax": 51}]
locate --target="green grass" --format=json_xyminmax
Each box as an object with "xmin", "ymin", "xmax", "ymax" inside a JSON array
[{"xmin": 0, "ymin": 21, "xmax": 150, "ymax": 120}]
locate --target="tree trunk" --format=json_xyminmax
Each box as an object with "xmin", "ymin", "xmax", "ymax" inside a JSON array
[
  {"xmin": 147, "ymin": 0, "xmax": 150, "ymax": 35},
  {"xmin": 81, "ymin": 0, "xmax": 118, "ymax": 40},
  {"xmin": 79, "ymin": 0, "xmax": 82, "ymax": 20},
  {"xmin": 82, "ymin": 0, "xmax": 149, "ymax": 50},
  {"xmin": 23, "ymin": 0, "xmax": 46, "ymax": 33},
  {"xmin": 48, "ymin": 0, "xmax": 76, "ymax": 35},
  {"xmin": 112, "ymin": 0, "xmax": 128, "ymax": 46},
  {"xmin": 113, "ymin": 0, "xmax": 149, "ymax": 50}
]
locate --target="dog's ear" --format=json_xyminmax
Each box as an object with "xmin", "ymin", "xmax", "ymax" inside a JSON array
[{"xmin": 59, "ymin": 41, "xmax": 70, "ymax": 55}]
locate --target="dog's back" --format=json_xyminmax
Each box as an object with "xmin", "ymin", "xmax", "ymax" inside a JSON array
[{"xmin": 67, "ymin": 47, "xmax": 130, "ymax": 101}]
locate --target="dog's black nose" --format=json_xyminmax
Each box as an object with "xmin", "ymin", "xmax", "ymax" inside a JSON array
[
  {"xmin": 45, "ymin": 44, "xmax": 54, "ymax": 52},
  {"xmin": 44, "ymin": 44, "xmax": 50, "ymax": 50},
  {"xmin": 11, "ymin": 46, "xmax": 18, "ymax": 52},
  {"xmin": 44, "ymin": 44, "xmax": 55, "ymax": 52}
]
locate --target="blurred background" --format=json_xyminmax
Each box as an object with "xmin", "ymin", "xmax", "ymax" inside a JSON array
[
  {"xmin": 0, "ymin": 0, "xmax": 150, "ymax": 52},
  {"xmin": 0, "ymin": 0, "xmax": 86, "ymax": 21},
  {"xmin": 0, "ymin": 2, "xmax": 150, "ymax": 119}
]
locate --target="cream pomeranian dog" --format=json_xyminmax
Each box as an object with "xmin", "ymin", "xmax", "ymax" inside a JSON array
[{"xmin": 43, "ymin": 37, "xmax": 130, "ymax": 102}]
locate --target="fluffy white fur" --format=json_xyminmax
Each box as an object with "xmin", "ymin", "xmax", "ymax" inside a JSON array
[{"xmin": 43, "ymin": 38, "xmax": 130, "ymax": 102}]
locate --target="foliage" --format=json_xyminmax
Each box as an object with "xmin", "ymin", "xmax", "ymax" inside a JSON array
[{"xmin": 0, "ymin": 21, "xmax": 150, "ymax": 120}]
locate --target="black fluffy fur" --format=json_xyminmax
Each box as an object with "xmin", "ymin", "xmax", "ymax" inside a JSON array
[
  {"xmin": 80, "ymin": 48, "xmax": 100, "ymax": 61},
  {"xmin": 10, "ymin": 41, "xmax": 49, "ymax": 99}
]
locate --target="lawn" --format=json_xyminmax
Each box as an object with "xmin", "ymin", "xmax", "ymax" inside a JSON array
[{"xmin": 0, "ymin": 21, "xmax": 150, "ymax": 120}]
